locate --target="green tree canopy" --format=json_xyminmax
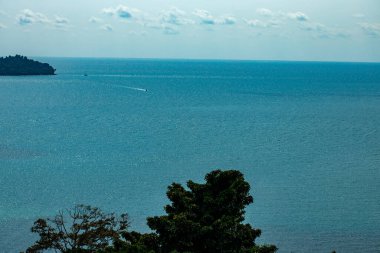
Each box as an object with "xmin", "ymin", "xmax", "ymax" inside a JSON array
[
  {"xmin": 146, "ymin": 170, "xmax": 277, "ymax": 253},
  {"xmin": 26, "ymin": 170, "xmax": 277, "ymax": 253},
  {"xmin": 0, "ymin": 55, "xmax": 55, "ymax": 76}
]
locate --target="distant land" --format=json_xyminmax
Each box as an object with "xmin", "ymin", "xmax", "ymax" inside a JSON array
[{"xmin": 0, "ymin": 55, "xmax": 55, "ymax": 76}]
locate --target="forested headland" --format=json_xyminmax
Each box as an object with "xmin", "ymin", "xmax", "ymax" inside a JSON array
[{"xmin": 0, "ymin": 55, "xmax": 55, "ymax": 76}]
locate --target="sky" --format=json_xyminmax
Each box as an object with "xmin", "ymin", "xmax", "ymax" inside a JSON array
[{"xmin": 0, "ymin": 0, "xmax": 380, "ymax": 62}]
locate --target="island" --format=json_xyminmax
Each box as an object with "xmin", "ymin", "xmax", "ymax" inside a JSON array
[{"xmin": 0, "ymin": 55, "xmax": 55, "ymax": 76}]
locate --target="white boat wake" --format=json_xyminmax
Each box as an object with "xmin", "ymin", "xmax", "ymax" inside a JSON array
[{"xmin": 110, "ymin": 85, "xmax": 147, "ymax": 92}]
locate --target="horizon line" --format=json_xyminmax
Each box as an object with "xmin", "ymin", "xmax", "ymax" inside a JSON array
[{"xmin": 2, "ymin": 54, "xmax": 378, "ymax": 64}]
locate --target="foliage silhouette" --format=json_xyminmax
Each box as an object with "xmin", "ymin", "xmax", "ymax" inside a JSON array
[
  {"xmin": 146, "ymin": 169, "xmax": 277, "ymax": 253},
  {"xmin": 26, "ymin": 170, "xmax": 277, "ymax": 253},
  {"xmin": 0, "ymin": 55, "xmax": 55, "ymax": 75},
  {"xmin": 26, "ymin": 205, "xmax": 129, "ymax": 252}
]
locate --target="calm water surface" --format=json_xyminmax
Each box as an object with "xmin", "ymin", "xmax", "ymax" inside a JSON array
[{"xmin": 0, "ymin": 58, "xmax": 380, "ymax": 252}]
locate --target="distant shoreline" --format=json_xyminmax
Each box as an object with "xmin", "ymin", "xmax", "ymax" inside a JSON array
[{"xmin": 0, "ymin": 55, "xmax": 56, "ymax": 76}]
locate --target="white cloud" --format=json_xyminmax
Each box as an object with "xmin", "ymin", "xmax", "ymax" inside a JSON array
[
  {"xmin": 143, "ymin": 22, "xmax": 180, "ymax": 35},
  {"xmin": 0, "ymin": 23, "xmax": 6, "ymax": 29},
  {"xmin": 160, "ymin": 7, "xmax": 194, "ymax": 25},
  {"xmin": 16, "ymin": 9, "xmax": 69, "ymax": 28},
  {"xmin": 287, "ymin": 11, "xmax": 309, "ymax": 22},
  {"xmin": 300, "ymin": 22, "xmax": 326, "ymax": 32},
  {"xmin": 193, "ymin": 9, "xmax": 236, "ymax": 25},
  {"xmin": 318, "ymin": 31, "xmax": 349, "ymax": 39},
  {"xmin": 163, "ymin": 26, "xmax": 179, "ymax": 35},
  {"xmin": 129, "ymin": 30, "xmax": 147, "ymax": 36},
  {"xmin": 256, "ymin": 8, "xmax": 274, "ymax": 17},
  {"xmin": 102, "ymin": 5, "xmax": 141, "ymax": 19},
  {"xmin": 246, "ymin": 19, "xmax": 265, "ymax": 28},
  {"xmin": 193, "ymin": 9, "xmax": 215, "ymax": 25},
  {"xmin": 219, "ymin": 16, "xmax": 236, "ymax": 25},
  {"xmin": 359, "ymin": 22, "xmax": 380, "ymax": 37},
  {"xmin": 100, "ymin": 24, "xmax": 113, "ymax": 31},
  {"xmin": 245, "ymin": 19, "xmax": 280, "ymax": 28},
  {"xmin": 102, "ymin": 7, "xmax": 114, "ymax": 16},
  {"xmin": 300, "ymin": 22, "xmax": 349, "ymax": 38},
  {"xmin": 101, "ymin": 6, "xmax": 194, "ymax": 35},
  {"xmin": 250, "ymin": 8, "xmax": 349, "ymax": 39},
  {"xmin": 256, "ymin": 8, "xmax": 309, "ymax": 22},
  {"xmin": 55, "ymin": 16, "xmax": 69, "ymax": 24},
  {"xmin": 89, "ymin": 16, "xmax": 103, "ymax": 24},
  {"xmin": 53, "ymin": 15, "xmax": 69, "ymax": 29},
  {"xmin": 17, "ymin": 9, "xmax": 50, "ymax": 25}
]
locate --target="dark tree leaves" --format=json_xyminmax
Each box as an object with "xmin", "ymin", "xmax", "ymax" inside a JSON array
[{"xmin": 147, "ymin": 170, "xmax": 277, "ymax": 253}]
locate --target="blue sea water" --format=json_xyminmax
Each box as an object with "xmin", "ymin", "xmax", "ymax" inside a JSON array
[{"xmin": 0, "ymin": 58, "xmax": 380, "ymax": 252}]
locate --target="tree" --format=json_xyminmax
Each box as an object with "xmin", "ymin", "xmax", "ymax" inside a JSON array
[
  {"xmin": 147, "ymin": 170, "xmax": 277, "ymax": 253},
  {"xmin": 0, "ymin": 55, "xmax": 55, "ymax": 76},
  {"xmin": 119, "ymin": 231, "xmax": 159, "ymax": 253},
  {"xmin": 26, "ymin": 170, "xmax": 277, "ymax": 253},
  {"xmin": 26, "ymin": 205, "xmax": 129, "ymax": 253}
]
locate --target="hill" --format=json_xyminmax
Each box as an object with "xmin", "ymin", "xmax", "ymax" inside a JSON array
[{"xmin": 0, "ymin": 55, "xmax": 55, "ymax": 76}]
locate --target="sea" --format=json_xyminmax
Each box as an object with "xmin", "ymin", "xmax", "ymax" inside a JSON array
[{"xmin": 0, "ymin": 58, "xmax": 380, "ymax": 252}]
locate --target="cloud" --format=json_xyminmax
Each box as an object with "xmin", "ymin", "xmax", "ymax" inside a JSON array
[
  {"xmin": 250, "ymin": 8, "xmax": 349, "ymax": 39},
  {"xmin": 160, "ymin": 7, "xmax": 194, "ymax": 25},
  {"xmin": 245, "ymin": 19, "xmax": 266, "ymax": 28},
  {"xmin": 89, "ymin": 16, "xmax": 103, "ymax": 24},
  {"xmin": 219, "ymin": 16, "xmax": 236, "ymax": 25},
  {"xmin": 144, "ymin": 7, "xmax": 195, "ymax": 35},
  {"xmin": 163, "ymin": 26, "xmax": 179, "ymax": 35},
  {"xmin": 18, "ymin": 17, "xmax": 31, "ymax": 25},
  {"xmin": 193, "ymin": 9, "xmax": 215, "ymax": 25},
  {"xmin": 100, "ymin": 24, "xmax": 113, "ymax": 31},
  {"xmin": 0, "ymin": 23, "xmax": 6, "ymax": 29},
  {"xmin": 16, "ymin": 9, "xmax": 69, "ymax": 28},
  {"xmin": 287, "ymin": 12, "xmax": 309, "ymax": 22},
  {"xmin": 53, "ymin": 15, "xmax": 69, "ymax": 29},
  {"xmin": 317, "ymin": 31, "xmax": 349, "ymax": 39},
  {"xmin": 245, "ymin": 19, "xmax": 280, "ymax": 28},
  {"xmin": 359, "ymin": 22, "xmax": 380, "ymax": 37},
  {"xmin": 300, "ymin": 22, "xmax": 325, "ymax": 32},
  {"xmin": 129, "ymin": 30, "xmax": 147, "ymax": 36},
  {"xmin": 17, "ymin": 9, "xmax": 50, "ymax": 25},
  {"xmin": 55, "ymin": 16, "xmax": 69, "ymax": 24},
  {"xmin": 101, "ymin": 6, "xmax": 193, "ymax": 35},
  {"xmin": 102, "ymin": 5, "xmax": 141, "ymax": 19},
  {"xmin": 256, "ymin": 8, "xmax": 308, "ymax": 22},
  {"xmin": 143, "ymin": 21, "xmax": 180, "ymax": 35},
  {"xmin": 300, "ymin": 22, "xmax": 349, "ymax": 38},
  {"xmin": 193, "ymin": 9, "xmax": 236, "ymax": 25},
  {"xmin": 256, "ymin": 8, "xmax": 274, "ymax": 17}
]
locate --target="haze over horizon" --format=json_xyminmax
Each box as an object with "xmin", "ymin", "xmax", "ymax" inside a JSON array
[{"xmin": 0, "ymin": 0, "xmax": 380, "ymax": 62}]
